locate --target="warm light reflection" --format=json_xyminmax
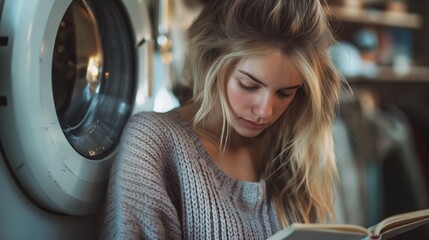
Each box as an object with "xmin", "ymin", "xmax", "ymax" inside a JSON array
[{"xmin": 86, "ymin": 56, "xmax": 101, "ymax": 86}]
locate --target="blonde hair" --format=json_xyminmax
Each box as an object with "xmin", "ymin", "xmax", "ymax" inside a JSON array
[{"xmin": 181, "ymin": 0, "xmax": 342, "ymax": 227}]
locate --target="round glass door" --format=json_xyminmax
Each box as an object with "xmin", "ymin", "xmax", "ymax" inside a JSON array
[
  {"xmin": 0, "ymin": 0, "xmax": 152, "ymax": 215},
  {"xmin": 52, "ymin": 0, "xmax": 135, "ymax": 159}
]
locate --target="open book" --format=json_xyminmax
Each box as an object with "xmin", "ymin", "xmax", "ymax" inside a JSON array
[{"xmin": 267, "ymin": 208, "xmax": 429, "ymax": 240}]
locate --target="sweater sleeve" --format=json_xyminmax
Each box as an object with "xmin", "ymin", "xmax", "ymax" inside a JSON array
[{"xmin": 102, "ymin": 114, "xmax": 182, "ymax": 240}]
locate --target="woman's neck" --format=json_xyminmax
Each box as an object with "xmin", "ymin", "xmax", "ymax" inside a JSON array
[
  {"xmin": 179, "ymin": 102, "xmax": 271, "ymax": 148},
  {"xmin": 178, "ymin": 102, "xmax": 272, "ymax": 181}
]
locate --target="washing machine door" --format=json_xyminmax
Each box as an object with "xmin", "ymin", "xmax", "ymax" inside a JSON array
[{"xmin": 0, "ymin": 0, "xmax": 153, "ymax": 215}]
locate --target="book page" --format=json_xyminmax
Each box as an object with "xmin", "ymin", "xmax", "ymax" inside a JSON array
[
  {"xmin": 289, "ymin": 223, "xmax": 369, "ymax": 234},
  {"xmin": 373, "ymin": 208, "xmax": 429, "ymax": 237},
  {"xmin": 267, "ymin": 224, "xmax": 368, "ymax": 240}
]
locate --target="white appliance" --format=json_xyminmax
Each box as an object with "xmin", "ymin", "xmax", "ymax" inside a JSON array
[{"xmin": 0, "ymin": 0, "xmax": 158, "ymax": 239}]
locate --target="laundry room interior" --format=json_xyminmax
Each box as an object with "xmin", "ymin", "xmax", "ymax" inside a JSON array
[
  {"xmin": 0, "ymin": 0, "xmax": 428, "ymax": 239},
  {"xmin": 326, "ymin": 0, "xmax": 429, "ymax": 239}
]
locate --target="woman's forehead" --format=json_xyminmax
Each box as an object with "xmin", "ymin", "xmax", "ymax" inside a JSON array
[{"xmin": 234, "ymin": 51, "xmax": 302, "ymax": 86}]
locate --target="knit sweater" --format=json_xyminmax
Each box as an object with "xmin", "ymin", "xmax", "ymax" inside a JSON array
[{"xmin": 102, "ymin": 110, "xmax": 281, "ymax": 239}]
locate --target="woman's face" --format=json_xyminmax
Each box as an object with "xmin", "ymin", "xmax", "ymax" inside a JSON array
[{"xmin": 226, "ymin": 50, "xmax": 302, "ymax": 138}]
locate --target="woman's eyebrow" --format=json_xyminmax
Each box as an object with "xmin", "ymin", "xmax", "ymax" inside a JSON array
[{"xmin": 238, "ymin": 70, "xmax": 302, "ymax": 90}]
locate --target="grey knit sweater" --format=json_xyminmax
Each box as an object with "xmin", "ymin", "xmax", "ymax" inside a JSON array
[{"xmin": 102, "ymin": 110, "xmax": 281, "ymax": 239}]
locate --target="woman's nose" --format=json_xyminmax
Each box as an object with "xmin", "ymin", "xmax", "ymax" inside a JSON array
[{"xmin": 253, "ymin": 94, "xmax": 274, "ymax": 120}]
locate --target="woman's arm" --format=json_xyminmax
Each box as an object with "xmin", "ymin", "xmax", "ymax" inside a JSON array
[{"xmin": 102, "ymin": 114, "xmax": 182, "ymax": 240}]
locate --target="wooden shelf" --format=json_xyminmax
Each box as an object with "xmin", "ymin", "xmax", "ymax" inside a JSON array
[
  {"xmin": 348, "ymin": 66, "xmax": 429, "ymax": 82},
  {"xmin": 376, "ymin": 66, "xmax": 429, "ymax": 81},
  {"xmin": 329, "ymin": 6, "xmax": 423, "ymax": 29}
]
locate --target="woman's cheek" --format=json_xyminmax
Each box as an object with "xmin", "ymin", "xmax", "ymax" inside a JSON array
[{"xmin": 228, "ymin": 87, "xmax": 252, "ymax": 111}]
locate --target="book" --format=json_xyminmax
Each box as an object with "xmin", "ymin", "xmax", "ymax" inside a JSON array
[{"xmin": 267, "ymin": 208, "xmax": 429, "ymax": 240}]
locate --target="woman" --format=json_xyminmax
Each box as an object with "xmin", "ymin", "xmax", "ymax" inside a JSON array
[{"xmin": 103, "ymin": 0, "xmax": 342, "ymax": 239}]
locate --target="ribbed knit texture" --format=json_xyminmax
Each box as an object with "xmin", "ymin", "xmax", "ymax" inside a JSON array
[{"xmin": 102, "ymin": 110, "xmax": 281, "ymax": 239}]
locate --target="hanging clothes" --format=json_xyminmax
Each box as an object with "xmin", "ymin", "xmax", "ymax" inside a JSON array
[{"xmin": 334, "ymin": 88, "xmax": 428, "ymax": 228}]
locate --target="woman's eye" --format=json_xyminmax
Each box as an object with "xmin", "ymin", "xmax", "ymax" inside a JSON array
[
  {"xmin": 239, "ymin": 81, "xmax": 258, "ymax": 91},
  {"xmin": 276, "ymin": 90, "xmax": 294, "ymax": 99}
]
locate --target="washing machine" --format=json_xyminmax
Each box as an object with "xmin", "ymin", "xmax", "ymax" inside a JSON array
[{"xmin": 0, "ymin": 0, "xmax": 155, "ymax": 221}]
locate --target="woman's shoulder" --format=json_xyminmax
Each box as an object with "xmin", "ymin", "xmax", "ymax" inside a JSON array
[
  {"xmin": 123, "ymin": 108, "xmax": 191, "ymax": 137},
  {"xmin": 127, "ymin": 109, "xmax": 181, "ymax": 127}
]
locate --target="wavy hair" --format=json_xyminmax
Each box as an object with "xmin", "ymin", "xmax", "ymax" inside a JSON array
[{"xmin": 180, "ymin": 0, "xmax": 342, "ymax": 227}]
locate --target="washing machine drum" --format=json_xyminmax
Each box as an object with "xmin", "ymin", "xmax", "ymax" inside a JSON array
[
  {"xmin": 0, "ymin": 0, "xmax": 153, "ymax": 215},
  {"xmin": 53, "ymin": 0, "xmax": 134, "ymax": 159}
]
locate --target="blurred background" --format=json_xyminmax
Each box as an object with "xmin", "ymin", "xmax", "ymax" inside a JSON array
[{"xmin": 325, "ymin": 1, "xmax": 429, "ymax": 239}]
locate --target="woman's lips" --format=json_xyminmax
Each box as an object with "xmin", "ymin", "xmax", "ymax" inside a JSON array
[{"xmin": 240, "ymin": 118, "xmax": 268, "ymax": 130}]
